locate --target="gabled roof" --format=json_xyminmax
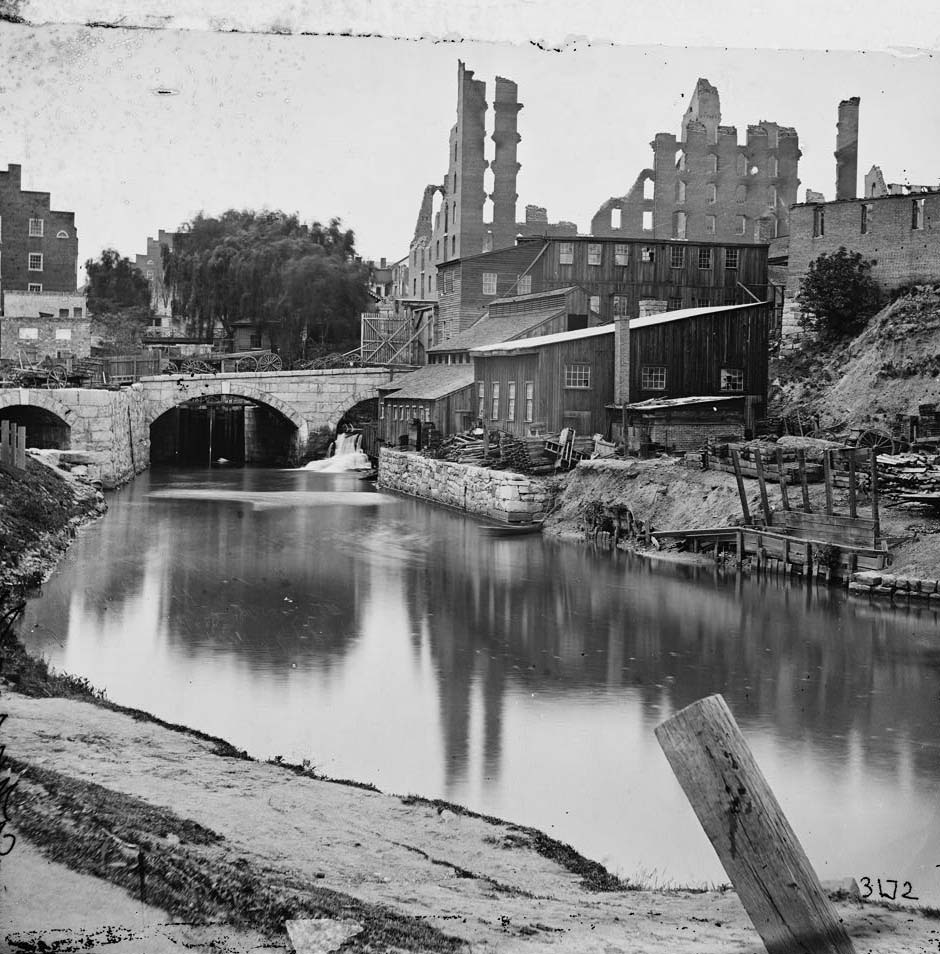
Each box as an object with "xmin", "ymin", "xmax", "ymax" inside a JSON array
[
  {"xmin": 426, "ymin": 302, "xmax": 567, "ymax": 353},
  {"xmin": 378, "ymin": 364, "xmax": 475, "ymax": 401},
  {"xmin": 471, "ymin": 323, "xmax": 614, "ymax": 356}
]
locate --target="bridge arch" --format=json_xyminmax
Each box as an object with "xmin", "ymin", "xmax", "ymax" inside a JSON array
[{"xmin": 0, "ymin": 389, "xmax": 76, "ymax": 449}]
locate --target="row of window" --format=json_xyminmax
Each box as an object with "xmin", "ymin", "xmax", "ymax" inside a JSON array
[
  {"xmin": 638, "ymin": 365, "xmax": 744, "ymax": 392},
  {"xmin": 381, "ymin": 403, "xmax": 432, "ymax": 423},
  {"xmin": 478, "ymin": 380, "xmax": 537, "ymax": 422},
  {"xmin": 0, "ymin": 217, "xmax": 69, "ymax": 241},
  {"xmin": 813, "ymin": 198, "xmax": 928, "ymax": 238},
  {"xmin": 675, "ymin": 154, "xmax": 779, "ymax": 178},
  {"xmin": 673, "ymin": 182, "xmax": 778, "ymax": 206},
  {"xmin": 556, "ymin": 242, "xmax": 743, "ymax": 268},
  {"xmin": 18, "ymin": 326, "xmax": 75, "ymax": 340},
  {"xmin": 481, "ymin": 272, "xmax": 533, "ymax": 296}
]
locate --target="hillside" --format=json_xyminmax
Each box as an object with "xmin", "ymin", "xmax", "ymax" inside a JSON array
[{"xmin": 773, "ymin": 285, "xmax": 940, "ymax": 435}]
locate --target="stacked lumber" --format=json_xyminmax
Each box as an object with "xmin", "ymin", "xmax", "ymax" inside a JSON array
[
  {"xmin": 875, "ymin": 452, "xmax": 940, "ymax": 500},
  {"xmin": 702, "ymin": 441, "xmax": 822, "ymax": 485},
  {"xmin": 424, "ymin": 429, "xmax": 555, "ymax": 475}
]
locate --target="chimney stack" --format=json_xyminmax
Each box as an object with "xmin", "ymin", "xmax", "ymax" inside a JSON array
[{"xmin": 835, "ymin": 97, "xmax": 860, "ymax": 201}]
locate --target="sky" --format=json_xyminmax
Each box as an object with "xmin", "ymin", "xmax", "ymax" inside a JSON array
[{"xmin": 1, "ymin": 7, "xmax": 939, "ymax": 279}]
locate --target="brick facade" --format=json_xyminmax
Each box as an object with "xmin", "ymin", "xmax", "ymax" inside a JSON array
[{"xmin": 0, "ymin": 164, "xmax": 79, "ymax": 296}]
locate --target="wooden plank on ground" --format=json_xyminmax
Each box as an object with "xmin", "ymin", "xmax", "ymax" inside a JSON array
[
  {"xmin": 731, "ymin": 449, "xmax": 751, "ymax": 525},
  {"xmin": 655, "ymin": 696, "xmax": 857, "ymax": 954},
  {"xmin": 754, "ymin": 447, "xmax": 772, "ymax": 525}
]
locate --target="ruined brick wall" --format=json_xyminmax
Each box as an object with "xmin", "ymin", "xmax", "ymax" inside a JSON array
[
  {"xmin": 835, "ymin": 97, "xmax": 860, "ymax": 201},
  {"xmin": 135, "ymin": 229, "xmax": 174, "ymax": 318},
  {"xmin": 0, "ymin": 164, "xmax": 79, "ymax": 293},
  {"xmin": 787, "ymin": 193, "xmax": 940, "ymax": 305}
]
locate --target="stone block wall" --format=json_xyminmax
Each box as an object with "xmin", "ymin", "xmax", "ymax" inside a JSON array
[{"xmin": 378, "ymin": 448, "xmax": 555, "ymax": 522}]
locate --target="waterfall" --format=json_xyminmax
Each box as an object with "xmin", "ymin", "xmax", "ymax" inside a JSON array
[{"xmin": 303, "ymin": 430, "xmax": 373, "ymax": 472}]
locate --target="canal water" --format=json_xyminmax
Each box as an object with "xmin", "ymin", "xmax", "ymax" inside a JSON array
[{"xmin": 17, "ymin": 467, "xmax": 940, "ymax": 903}]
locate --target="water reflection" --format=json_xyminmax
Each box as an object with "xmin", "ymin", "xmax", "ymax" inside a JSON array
[{"xmin": 18, "ymin": 467, "xmax": 940, "ymax": 900}]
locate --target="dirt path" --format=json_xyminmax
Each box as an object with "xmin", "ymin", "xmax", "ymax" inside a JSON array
[{"xmin": 4, "ymin": 692, "xmax": 938, "ymax": 953}]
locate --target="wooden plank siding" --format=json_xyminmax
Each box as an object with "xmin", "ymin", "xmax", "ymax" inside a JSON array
[
  {"xmin": 627, "ymin": 303, "xmax": 769, "ymax": 406},
  {"xmin": 379, "ymin": 383, "xmax": 476, "ymax": 444},
  {"xmin": 475, "ymin": 332, "xmax": 615, "ymax": 438}
]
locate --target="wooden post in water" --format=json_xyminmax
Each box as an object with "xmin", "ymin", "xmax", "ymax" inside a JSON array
[
  {"xmin": 775, "ymin": 446, "xmax": 790, "ymax": 511},
  {"xmin": 655, "ymin": 695, "xmax": 857, "ymax": 954},
  {"xmin": 753, "ymin": 447, "xmax": 772, "ymax": 526},
  {"xmin": 847, "ymin": 454, "xmax": 857, "ymax": 518},
  {"xmin": 823, "ymin": 450, "xmax": 834, "ymax": 515},
  {"xmin": 797, "ymin": 448, "xmax": 811, "ymax": 512},
  {"xmin": 730, "ymin": 450, "xmax": 751, "ymax": 525},
  {"xmin": 869, "ymin": 447, "xmax": 880, "ymax": 542}
]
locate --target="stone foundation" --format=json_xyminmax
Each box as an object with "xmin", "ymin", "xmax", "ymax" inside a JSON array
[{"xmin": 378, "ymin": 448, "xmax": 555, "ymax": 522}]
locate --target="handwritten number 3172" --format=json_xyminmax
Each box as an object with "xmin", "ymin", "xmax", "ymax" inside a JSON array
[{"xmin": 860, "ymin": 877, "xmax": 918, "ymax": 901}]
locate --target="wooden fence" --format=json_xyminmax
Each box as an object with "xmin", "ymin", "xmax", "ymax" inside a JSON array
[{"xmin": 0, "ymin": 420, "xmax": 27, "ymax": 470}]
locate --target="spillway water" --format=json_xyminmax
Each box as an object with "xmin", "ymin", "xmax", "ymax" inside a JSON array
[{"xmin": 303, "ymin": 431, "xmax": 372, "ymax": 472}]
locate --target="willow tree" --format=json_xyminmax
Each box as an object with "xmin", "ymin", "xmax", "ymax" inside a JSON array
[{"xmin": 163, "ymin": 210, "xmax": 370, "ymax": 362}]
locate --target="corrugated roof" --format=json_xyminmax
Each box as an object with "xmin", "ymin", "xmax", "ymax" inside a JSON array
[
  {"xmin": 378, "ymin": 364, "xmax": 475, "ymax": 401},
  {"xmin": 629, "ymin": 301, "xmax": 769, "ymax": 332},
  {"xmin": 426, "ymin": 303, "xmax": 567, "ymax": 353},
  {"xmin": 472, "ymin": 323, "xmax": 614, "ymax": 355}
]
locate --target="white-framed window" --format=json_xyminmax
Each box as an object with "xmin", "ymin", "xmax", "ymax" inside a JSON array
[
  {"xmin": 27, "ymin": 283, "xmax": 42, "ymax": 292},
  {"xmin": 55, "ymin": 328, "xmax": 72, "ymax": 341},
  {"xmin": 517, "ymin": 274, "xmax": 532, "ymax": 295},
  {"xmin": 564, "ymin": 364, "xmax": 591, "ymax": 389},
  {"xmin": 559, "ymin": 242, "xmax": 574, "ymax": 265},
  {"xmin": 56, "ymin": 230, "xmax": 69, "ymax": 239},
  {"xmin": 705, "ymin": 215, "xmax": 716, "ymax": 234},
  {"xmin": 913, "ymin": 198, "xmax": 925, "ymax": 230},
  {"xmin": 670, "ymin": 245, "xmax": 685, "ymax": 268},
  {"xmin": 698, "ymin": 247, "xmax": 712, "ymax": 269},
  {"xmin": 641, "ymin": 246, "xmax": 655, "ymax": 263},
  {"xmin": 477, "ymin": 381, "xmax": 485, "ymax": 418},
  {"xmin": 507, "ymin": 381, "xmax": 516, "ymax": 419},
  {"xmin": 720, "ymin": 368, "xmax": 745, "ymax": 392},
  {"xmin": 28, "ymin": 252, "xmax": 43, "ymax": 271},
  {"xmin": 491, "ymin": 382, "xmax": 500, "ymax": 421},
  {"xmin": 614, "ymin": 243, "xmax": 629, "ymax": 266},
  {"xmin": 589, "ymin": 295, "xmax": 600, "ymax": 313},
  {"xmin": 18, "ymin": 327, "xmax": 39, "ymax": 340},
  {"xmin": 725, "ymin": 247, "xmax": 740, "ymax": 270},
  {"xmin": 641, "ymin": 365, "xmax": 667, "ymax": 390},
  {"xmin": 524, "ymin": 381, "xmax": 534, "ymax": 423},
  {"xmin": 482, "ymin": 272, "xmax": 498, "ymax": 295},
  {"xmin": 642, "ymin": 210, "xmax": 653, "ymax": 231},
  {"xmin": 587, "ymin": 243, "xmax": 602, "ymax": 266},
  {"xmin": 29, "ymin": 218, "xmax": 44, "ymax": 237}
]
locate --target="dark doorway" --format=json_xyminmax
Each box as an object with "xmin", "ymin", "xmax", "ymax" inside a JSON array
[{"xmin": 0, "ymin": 406, "xmax": 71, "ymax": 449}]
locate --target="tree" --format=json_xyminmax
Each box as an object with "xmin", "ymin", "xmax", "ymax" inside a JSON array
[
  {"xmin": 162, "ymin": 210, "xmax": 370, "ymax": 362},
  {"xmin": 84, "ymin": 249, "xmax": 152, "ymax": 315},
  {"xmin": 797, "ymin": 247, "xmax": 882, "ymax": 339}
]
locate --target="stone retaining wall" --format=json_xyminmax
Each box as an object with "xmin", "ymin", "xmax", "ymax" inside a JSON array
[
  {"xmin": 849, "ymin": 570, "xmax": 940, "ymax": 606},
  {"xmin": 378, "ymin": 448, "xmax": 555, "ymax": 522}
]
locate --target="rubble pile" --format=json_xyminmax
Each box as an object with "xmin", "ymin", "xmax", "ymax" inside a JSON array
[
  {"xmin": 423, "ymin": 429, "xmax": 554, "ymax": 475},
  {"xmin": 876, "ymin": 452, "xmax": 940, "ymax": 500}
]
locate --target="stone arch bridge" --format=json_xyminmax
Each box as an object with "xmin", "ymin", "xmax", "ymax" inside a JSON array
[{"xmin": 0, "ymin": 367, "xmax": 394, "ymax": 486}]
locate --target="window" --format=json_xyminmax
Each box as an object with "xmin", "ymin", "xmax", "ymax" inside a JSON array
[
  {"xmin": 725, "ymin": 247, "xmax": 739, "ymax": 270},
  {"xmin": 641, "ymin": 366, "xmax": 667, "ymax": 390},
  {"xmin": 482, "ymin": 272, "xmax": 498, "ymax": 295},
  {"xmin": 491, "ymin": 382, "xmax": 500, "ymax": 420},
  {"xmin": 28, "ymin": 252, "xmax": 43, "ymax": 271},
  {"xmin": 559, "ymin": 242, "xmax": 574, "ymax": 265},
  {"xmin": 29, "ymin": 218, "xmax": 44, "ymax": 237},
  {"xmin": 58, "ymin": 308, "xmax": 68, "ymax": 317},
  {"xmin": 667, "ymin": 297, "xmax": 683, "ymax": 311},
  {"xmin": 707, "ymin": 183, "xmax": 717, "ymax": 204},
  {"xmin": 478, "ymin": 382, "xmax": 485, "ymax": 418},
  {"xmin": 670, "ymin": 245, "xmax": 685, "ymax": 268},
  {"xmin": 674, "ymin": 211, "xmax": 687, "ymax": 240},
  {"xmin": 705, "ymin": 215, "xmax": 716, "ymax": 234},
  {"xmin": 587, "ymin": 243, "xmax": 602, "ymax": 266},
  {"xmin": 643, "ymin": 177, "xmax": 655, "ymax": 200},
  {"xmin": 613, "ymin": 295, "xmax": 628, "ymax": 316},
  {"xmin": 611, "ymin": 207, "xmax": 622, "ymax": 228},
  {"xmin": 28, "ymin": 283, "xmax": 42, "ymax": 292},
  {"xmin": 698, "ymin": 247, "xmax": 712, "ymax": 269},
  {"xmin": 55, "ymin": 328, "xmax": 72, "ymax": 341},
  {"xmin": 861, "ymin": 203, "xmax": 872, "ymax": 234},
  {"xmin": 720, "ymin": 368, "xmax": 745, "ymax": 392},
  {"xmin": 379, "ymin": 401, "xmax": 385, "ymax": 420},
  {"xmin": 813, "ymin": 206, "xmax": 825, "ymax": 237},
  {"xmin": 614, "ymin": 244, "xmax": 629, "ymax": 266},
  {"xmin": 768, "ymin": 156, "xmax": 778, "ymax": 177},
  {"xmin": 18, "ymin": 327, "xmax": 39, "ymax": 340},
  {"xmin": 517, "ymin": 274, "xmax": 532, "ymax": 295},
  {"xmin": 676, "ymin": 180, "xmax": 686, "ymax": 203},
  {"xmin": 768, "ymin": 186, "xmax": 778, "ymax": 209},
  {"xmin": 641, "ymin": 246, "xmax": 655, "ymax": 263},
  {"xmin": 452, "ymin": 236, "xmax": 456, "ymax": 255},
  {"xmin": 642, "ymin": 210, "xmax": 653, "ymax": 231},
  {"xmin": 524, "ymin": 382, "xmax": 534, "ymax": 422},
  {"xmin": 736, "ymin": 154, "xmax": 747, "ymax": 176},
  {"xmin": 564, "ymin": 364, "xmax": 591, "ymax": 388},
  {"xmin": 249, "ymin": 333, "xmax": 262, "ymax": 349},
  {"xmin": 913, "ymin": 198, "xmax": 925, "ymax": 230},
  {"xmin": 735, "ymin": 185, "xmax": 746, "ymax": 203},
  {"xmin": 507, "ymin": 381, "xmax": 516, "ymax": 419},
  {"xmin": 424, "ymin": 406, "xmax": 430, "ymax": 423},
  {"xmin": 738, "ymin": 216, "xmax": 747, "ymax": 235},
  {"xmin": 589, "ymin": 295, "xmax": 600, "ymax": 313}
]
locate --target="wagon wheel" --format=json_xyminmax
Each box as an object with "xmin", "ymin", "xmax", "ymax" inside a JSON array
[
  {"xmin": 47, "ymin": 365, "xmax": 69, "ymax": 388},
  {"xmin": 854, "ymin": 429, "xmax": 895, "ymax": 454},
  {"xmin": 181, "ymin": 359, "xmax": 213, "ymax": 374},
  {"xmin": 161, "ymin": 358, "xmax": 179, "ymax": 374},
  {"xmin": 256, "ymin": 352, "xmax": 282, "ymax": 372},
  {"xmin": 235, "ymin": 355, "xmax": 259, "ymax": 373}
]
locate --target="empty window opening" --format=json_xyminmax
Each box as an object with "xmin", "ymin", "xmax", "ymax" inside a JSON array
[
  {"xmin": 913, "ymin": 198, "xmax": 925, "ymax": 230},
  {"xmin": 676, "ymin": 180, "xmax": 687, "ymax": 203},
  {"xmin": 613, "ymin": 295, "xmax": 628, "ymax": 316},
  {"xmin": 643, "ymin": 177, "xmax": 655, "ymax": 200},
  {"xmin": 861, "ymin": 203, "xmax": 872, "ymax": 234},
  {"xmin": 589, "ymin": 295, "xmax": 601, "ymax": 313},
  {"xmin": 674, "ymin": 212, "xmax": 687, "ymax": 240},
  {"xmin": 738, "ymin": 216, "xmax": 747, "ymax": 235},
  {"xmin": 642, "ymin": 210, "xmax": 653, "ymax": 231},
  {"xmin": 813, "ymin": 206, "xmax": 825, "ymax": 237},
  {"xmin": 611, "ymin": 207, "xmax": 622, "ymax": 229},
  {"xmin": 641, "ymin": 246, "xmax": 655, "ymax": 263},
  {"xmin": 705, "ymin": 215, "xmax": 716, "ymax": 235}
]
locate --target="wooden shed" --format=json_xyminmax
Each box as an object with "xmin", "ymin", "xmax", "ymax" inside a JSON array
[
  {"xmin": 471, "ymin": 325, "xmax": 615, "ymax": 439},
  {"xmin": 377, "ymin": 364, "xmax": 476, "ymax": 446}
]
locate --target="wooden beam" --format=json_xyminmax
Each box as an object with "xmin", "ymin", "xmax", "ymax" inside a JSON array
[
  {"xmin": 655, "ymin": 695, "xmax": 857, "ymax": 954},
  {"xmin": 753, "ymin": 447, "xmax": 772, "ymax": 526},
  {"xmin": 847, "ymin": 454, "xmax": 857, "ymax": 518},
  {"xmin": 730, "ymin": 449, "xmax": 751, "ymax": 525},
  {"xmin": 823, "ymin": 450, "xmax": 834, "ymax": 515},
  {"xmin": 869, "ymin": 447, "xmax": 880, "ymax": 541},
  {"xmin": 775, "ymin": 446, "xmax": 790, "ymax": 511},
  {"xmin": 797, "ymin": 448, "xmax": 811, "ymax": 512}
]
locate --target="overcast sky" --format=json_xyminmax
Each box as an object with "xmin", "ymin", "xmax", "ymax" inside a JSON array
[{"xmin": 1, "ymin": 13, "xmax": 939, "ymax": 277}]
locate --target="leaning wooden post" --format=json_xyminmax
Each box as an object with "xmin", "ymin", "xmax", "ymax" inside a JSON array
[
  {"xmin": 869, "ymin": 447, "xmax": 880, "ymax": 542},
  {"xmin": 797, "ymin": 448, "xmax": 811, "ymax": 512},
  {"xmin": 823, "ymin": 450, "xmax": 834, "ymax": 515},
  {"xmin": 753, "ymin": 447, "xmax": 772, "ymax": 526},
  {"xmin": 655, "ymin": 695, "xmax": 856, "ymax": 954},
  {"xmin": 847, "ymin": 453, "xmax": 857, "ymax": 518},
  {"xmin": 775, "ymin": 446, "xmax": 790, "ymax": 511},
  {"xmin": 730, "ymin": 449, "xmax": 751, "ymax": 525}
]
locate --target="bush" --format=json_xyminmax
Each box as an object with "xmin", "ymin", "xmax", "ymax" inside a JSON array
[{"xmin": 797, "ymin": 247, "xmax": 881, "ymax": 340}]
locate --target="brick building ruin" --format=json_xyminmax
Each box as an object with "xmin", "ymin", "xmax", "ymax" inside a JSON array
[{"xmin": 589, "ymin": 79, "xmax": 801, "ymax": 250}]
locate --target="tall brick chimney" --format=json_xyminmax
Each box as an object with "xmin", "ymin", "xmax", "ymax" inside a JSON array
[{"xmin": 835, "ymin": 96, "xmax": 860, "ymax": 201}]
